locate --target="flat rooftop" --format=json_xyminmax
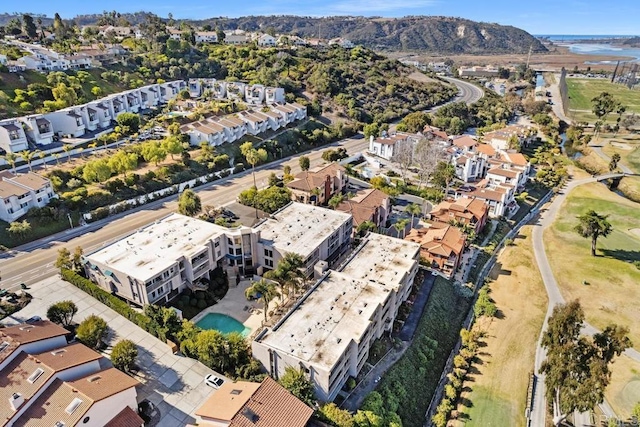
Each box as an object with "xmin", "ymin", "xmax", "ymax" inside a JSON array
[
  {"xmin": 339, "ymin": 233, "xmax": 420, "ymax": 292},
  {"xmin": 86, "ymin": 213, "xmax": 226, "ymax": 281},
  {"xmin": 255, "ymin": 203, "xmax": 351, "ymax": 259},
  {"xmin": 258, "ymin": 271, "xmax": 388, "ymax": 371}
]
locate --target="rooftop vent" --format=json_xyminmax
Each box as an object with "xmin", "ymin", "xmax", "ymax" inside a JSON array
[
  {"xmin": 65, "ymin": 398, "xmax": 83, "ymax": 414},
  {"xmin": 19, "ymin": 325, "xmax": 35, "ymax": 331},
  {"xmin": 231, "ymin": 389, "xmax": 243, "ymax": 395},
  {"xmin": 51, "ymin": 349, "xmax": 66, "ymax": 356},
  {"xmin": 9, "ymin": 393, "xmax": 24, "ymax": 411},
  {"xmin": 0, "ymin": 341, "xmax": 9, "ymax": 352},
  {"xmin": 88, "ymin": 375, "xmax": 102, "ymax": 382},
  {"xmin": 27, "ymin": 368, "xmax": 45, "ymax": 384}
]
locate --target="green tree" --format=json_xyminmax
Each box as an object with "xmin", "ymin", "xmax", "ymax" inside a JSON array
[
  {"xmin": 72, "ymin": 246, "xmax": 83, "ymax": 271},
  {"xmin": 46, "ymin": 300, "xmax": 78, "ymax": 327},
  {"xmin": 22, "ymin": 14, "xmax": 37, "ymax": 39},
  {"xmin": 51, "ymin": 83, "xmax": 77, "ymax": 108},
  {"xmin": 245, "ymin": 278, "xmax": 279, "ymax": 323},
  {"xmin": 116, "ymin": 112, "xmax": 140, "ymax": 134},
  {"xmin": 144, "ymin": 305, "xmax": 183, "ymax": 342},
  {"xmin": 178, "ymin": 189, "xmax": 201, "ymax": 217},
  {"xmin": 356, "ymin": 220, "xmax": 378, "ymax": 237},
  {"xmin": 591, "ymin": 92, "xmax": 622, "ymax": 124},
  {"xmin": 91, "ymin": 86, "xmax": 103, "ymax": 98},
  {"xmin": 400, "ymin": 111, "xmax": 431, "ymax": 133},
  {"xmin": 76, "ymin": 315, "xmax": 108, "ymax": 349},
  {"xmin": 8, "ymin": 220, "xmax": 31, "ymax": 238},
  {"xmin": 574, "ymin": 210, "xmax": 613, "ymax": 256},
  {"xmin": 82, "ymin": 159, "xmax": 112, "ymax": 183},
  {"xmin": 406, "ymin": 203, "xmax": 422, "ymax": 227},
  {"xmin": 329, "ymin": 193, "xmax": 345, "ymax": 209},
  {"xmin": 240, "ymin": 141, "xmax": 268, "ymax": 189},
  {"xmin": 141, "ymin": 141, "xmax": 167, "ymax": 165},
  {"xmin": 432, "ymin": 161, "xmax": 456, "ymax": 193},
  {"xmin": 62, "ymin": 144, "xmax": 73, "ymax": 162},
  {"xmin": 162, "ymin": 135, "xmax": 184, "ymax": 160},
  {"xmin": 2, "ymin": 153, "xmax": 18, "ymax": 174},
  {"xmin": 55, "ymin": 247, "xmax": 72, "ymax": 271},
  {"xmin": 609, "ymin": 153, "xmax": 621, "ymax": 171},
  {"xmin": 541, "ymin": 300, "xmax": 631, "ymax": 425},
  {"xmin": 363, "ymin": 122, "xmax": 380, "ymax": 139},
  {"xmin": 299, "ymin": 155, "xmax": 310, "ymax": 171},
  {"xmin": 393, "ymin": 218, "xmax": 410, "ymax": 239},
  {"xmin": 111, "ymin": 339, "xmax": 138, "ymax": 373},
  {"xmin": 319, "ymin": 403, "xmax": 355, "ymax": 427},
  {"xmin": 108, "ymin": 151, "xmax": 138, "ymax": 177},
  {"xmin": 18, "ymin": 150, "xmax": 35, "ymax": 172},
  {"xmin": 264, "ymin": 252, "xmax": 305, "ymax": 300},
  {"xmin": 474, "ymin": 288, "xmax": 497, "ymax": 318},
  {"xmin": 278, "ymin": 367, "xmax": 316, "ymax": 407}
]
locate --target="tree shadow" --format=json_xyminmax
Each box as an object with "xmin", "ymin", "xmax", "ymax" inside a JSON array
[
  {"xmin": 468, "ymin": 365, "xmax": 482, "ymax": 375},
  {"xmin": 494, "ymin": 309, "xmax": 506, "ymax": 320},
  {"xmin": 458, "ymin": 397, "xmax": 474, "ymax": 408},
  {"xmin": 599, "ymin": 248, "xmax": 640, "ymax": 262},
  {"xmin": 492, "ymin": 261, "xmax": 512, "ymax": 277},
  {"xmin": 456, "ymin": 412, "xmax": 471, "ymax": 421}
]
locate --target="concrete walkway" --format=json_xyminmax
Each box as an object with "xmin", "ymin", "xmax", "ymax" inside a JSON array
[
  {"xmin": 341, "ymin": 273, "xmax": 436, "ymax": 411},
  {"xmin": 529, "ymin": 174, "xmax": 640, "ymax": 427}
]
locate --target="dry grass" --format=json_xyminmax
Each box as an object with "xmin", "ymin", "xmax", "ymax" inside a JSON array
[
  {"xmin": 600, "ymin": 134, "xmax": 640, "ymax": 175},
  {"xmin": 576, "ymin": 148, "xmax": 609, "ymax": 175},
  {"xmin": 545, "ymin": 183, "xmax": 640, "ymax": 346},
  {"xmin": 453, "ymin": 226, "xmax": 548, "ymax": 427},
  {"xmin": 606, "ymin": 354, "xmax": 640, "ymax": 419}
]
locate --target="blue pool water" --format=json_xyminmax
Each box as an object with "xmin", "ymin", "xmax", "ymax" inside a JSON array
[{"xmin": 196, "ymin": 313, "xmax": 251, "ymax": 336}]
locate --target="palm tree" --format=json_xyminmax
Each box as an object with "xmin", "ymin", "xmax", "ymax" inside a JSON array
[
  {"xmin": 77, "ymin": 147, "xmax": 85, "ymax": 159},
  {"xmin": 18, "ymin": 150, "xmax": 34, "ymax": 172},
  {"xmin": 240, "ymin": 142, "xmax": 267, "ymax": 218},
  {"xmin": 406, "ymin": 203, "xmax": 422, "ymax": 228},
  {"xmin": 275, "ymin": 252, "xmax": 306, "ymax": 298},
  {"xmin": 53, "ymin": 153, "xmax": 61, "ymax": 166},
  {"xmin": 88, "ymin": 142, "xmax": 98, "ymax": 157},
  {"xmin": 2, "ymin": 153, "xmax": 18, "ymax": 174},
  {"xmin": 574, "ymin": 210, "xmax": 613, "ymax": 257},
  {"xmin": 394, "ymin": 219, "xmax": 410, "ymax": 239},
  {"xmin": 37, "ymin": 150, "xmax": 47, "ymax": 170},
  {"xmin": 245, "ymin": 278, "xmax": 279, "ymax": 324},
  {"xmin": 328, "ymin": 193, "xmax": 345, "ymax": 209},
  {"xmin": 62, "ymin": 144, "xmax": 72, "ymax": 162}
]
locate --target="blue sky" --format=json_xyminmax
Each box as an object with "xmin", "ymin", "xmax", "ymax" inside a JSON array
[{"xmin": 4, "ymin": 0, "xmax": 639, "ymax": 35}]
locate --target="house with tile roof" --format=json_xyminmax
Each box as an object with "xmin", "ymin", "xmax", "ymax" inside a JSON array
[
  {"xmin": 0, "ymin": 320, "xmax": 68, "ymax": 370},
  {"xmin": 195, "ymin": 377, "xmax": 313, "ymax": 427},
  {"xmin": 368, "ymin": 132, "xmax": 421, "ymax": 161},
  {"xmin": 405, "ymin": 222, "xmax": 466, "ymax": 277},
  {"xmin": 429, "ymin": 197, "xmax": 489, "ymax": 234},
  {"xmin": 482, "ymin": 124, "xmax": 535, "ymax": 151},
  {"xmin": 0, "ymin": 171, "xmax": 57, "ymax": 223},
  {"xmin": 335, "ymin": 188, "xmax": 390, "ymax": 232},
  {"xmin": 286, "ymin": 163, "xmax": 348, "ymax": 206},
  {"xmin": 456, "ymin": 179, "xmax": 517, "ymax": 218}
]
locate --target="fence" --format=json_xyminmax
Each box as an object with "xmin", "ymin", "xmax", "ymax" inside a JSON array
[{"xmin": 423, "ymin": 189, "xmax": 554, "ymax": 426}]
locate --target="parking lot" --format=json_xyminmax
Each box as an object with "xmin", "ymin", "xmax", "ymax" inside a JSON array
[{"xmin": 2, "ymin": 276, "xmax": 223, "ymax": 427}]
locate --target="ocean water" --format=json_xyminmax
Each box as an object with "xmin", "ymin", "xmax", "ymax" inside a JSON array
[
  {"xmin": 536, "ymin": 35, "xmax": 637, "ymax": 42},
  {"xmin": 558, "ymin": 43, "xmax": 640, "ymax": 61}
]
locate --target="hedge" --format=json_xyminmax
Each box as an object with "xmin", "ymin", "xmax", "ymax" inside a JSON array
[{"xmin": 61, "ymin": 269, "xmax": 151, "ymax": 333}]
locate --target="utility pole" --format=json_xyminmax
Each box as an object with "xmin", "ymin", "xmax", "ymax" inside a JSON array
[{"xmin": 526, "ymin": 44, "xmax": 533, "ymax": 70}]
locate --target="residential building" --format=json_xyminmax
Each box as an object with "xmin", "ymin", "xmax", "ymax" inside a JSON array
[
  {"xmin": 167, "ymin": 27, "xmax": 183, "ymax": 40},
  {"xmin": 405, "ymin": 222, "xmax": 466, "ymax": 277},
  {"xmin": 456, "ymin": 179, "xmax": 517, "ymax": 218},
  {"xmin": 84, "ymin": 213, "xmax": 231, "ymax": 306},
  {"xmin": 252, "ymin": 233, "xmax": 420, "ymax": 401},
  {"xmin": 257, "ymin": 34, "xmax": 277, "ymax": 47},
  {"xmin": 0, "ymin": 54, "xmax": 7, "ymax": 65},
  {"xmin": 335, "ymin": 188, "xmax": 390, "ymax": 231},
  {"xmin": 368, "ymin": 132, "xmax": 421, "ymax": 161},
  {"xmin": 0, "ymin": 320, "xmax": 68, "ymax": 370},
  {"xmin": 0, "ymin": 172, "xmax": 57, "ymax": 223},
  {"xmin": 45, "ymin": 107, "xmax": 87, "ymax": 138},
  {"xmin": 428, "ymin": 61, "xmax": 451, "ymax": 73},
  {"xmin": 226, "ymin": 82, "xmax": 246, "ymax": 101},
  {"xmin": 423, "ymin": 125, "xmax": 450, "ymax": 143},
  {"xmin": 195, "ymin": 31, "xmax": 218, "ymax": 43},
  {"xmin": 224, "ymin": 30, "xmax": 249, "ymax": 45},
  {"xmin": 195, "ymin": 377, "xmax": 313, "ymax": 427},
  {"xmin": 244, "ymin": 84, "xmax": 265, "ymax": 104},
  {"xmin": 482, "ymin": 124, "xmax": 535, "ymax": 151},
  {"xmin": 0, "ymin": 120, "xmax": 29, "ymax": 153},
  {"xmin": 265, "ymin": 87, "xmax": 285, "ymax": 104},
  {"xmin": 181, "ymin": 119, "xmax": 229, "ymax": 147},
  {"xmin": 458, "ymin": 66, "xmax": 500, "ymax": 78},
  {"xmin": 13, "ymin": 367, "xmax": 141, "ymax": 427},
  {"xmin": 254, "ymin": 202, "xmax": 353, "ymax": 276},
  {"xmin": 238, "ymin": 110, "xmax": 270, "ymax": 135},
  {"xmin": 428, "ymin": 197, "xmax": 489, "ymax": 234},
  {"xmin": 20, "ymin": 115, "xmax": 54, "ymax": 145},
  {"xmin": 328, "ymin": 38, "xmax": 355, "ymax": 48},
  {"xmin": 286, "ymin": 163, "xmax": 348, "ymax": 206}
]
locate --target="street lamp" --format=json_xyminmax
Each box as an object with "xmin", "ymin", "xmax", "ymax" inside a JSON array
[{"xmin": 67, "ymin": 213, "xmax": 73, "ymax": 229}]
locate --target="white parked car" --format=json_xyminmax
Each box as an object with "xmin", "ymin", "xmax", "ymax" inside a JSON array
[{"xmin": 204, "ymin": 374, "xmax": 225, "ymax": 388}]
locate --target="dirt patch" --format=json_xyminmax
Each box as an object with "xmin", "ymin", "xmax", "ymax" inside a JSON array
[
  {"xmin": 629, "ymin": 228, "xmax": 640, "ymax": 239},
  {"xmin": 407, "ymin": 71, "xmax": 438, "ymax": 84}
]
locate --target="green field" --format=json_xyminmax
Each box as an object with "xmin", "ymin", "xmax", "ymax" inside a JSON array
[
  {"xmin": 545, "ymin": 183, "xmax": 640, "ymax": 346},
  {"xmin": 566, "ymin": 78, "xmax": 640, "ymax": 123}
]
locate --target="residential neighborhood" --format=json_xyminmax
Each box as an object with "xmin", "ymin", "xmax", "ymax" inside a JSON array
[{"xmin": 1, "ymin": 6, "xmax": 638, "ymax": 427}]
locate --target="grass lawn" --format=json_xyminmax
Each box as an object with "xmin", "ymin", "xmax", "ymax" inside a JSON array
[
  {"xmin": 453, "ymin": 226, "xmax": 548, "ymax": 427},
  {"xmin": 600, "ymin": 133, "xmax": 640, "ymax": 174},
  {"xmin": 0, "ymin": 213, "xmax": 81, "ymax": 248},
  {"xmin": 545, "ymin": 182, "xmax": 640, "ymax": 346},
  {"xmin": 376, "ymin": 277, "xmax": 472, "ymax": 427},
  {"xmin": 606, "ymin": 354, "xmax": 640, "ymax": 419},
  {"xmin": 617, "ymin": 176, "xmax": 640, "ymax": 204},
  {"xmin": 566, "ymin": 78, "xmax": 640, "ymax": 123}
]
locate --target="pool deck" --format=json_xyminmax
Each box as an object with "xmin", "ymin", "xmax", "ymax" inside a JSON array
[{"xmin": 191, "ymin": 279, "xmax": 281, "ymax": 338}]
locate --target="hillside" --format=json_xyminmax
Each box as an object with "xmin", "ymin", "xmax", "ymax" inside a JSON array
[
  {"xmin": 1, "ymin": 13, "xmax": 546, "ymax": 55},
  {"xmin": 621, "ymin": 36, "xmax": 640, "ymax": 47}
]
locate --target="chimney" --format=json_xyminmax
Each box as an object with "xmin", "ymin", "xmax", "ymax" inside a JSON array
[{"xmin": 9, "ymin": 393, "xmax": 24, "ymax": 411}]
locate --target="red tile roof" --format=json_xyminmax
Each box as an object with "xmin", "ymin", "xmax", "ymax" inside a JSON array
[{"xmin": 105, "ymin": 406, "xmax": 144, "ymax": 427}]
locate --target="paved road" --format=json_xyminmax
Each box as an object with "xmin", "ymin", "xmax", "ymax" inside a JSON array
[
  {"xmin": 0, "ymin": 136, "xmax": 369, "ymax": 289},
  {"xmin": 442, "ymin": 76, "xmax": 485, "ymax": 105},
  {"xmin": 529, "ymin": 173, "xmax": 640, "ymax": 427}
]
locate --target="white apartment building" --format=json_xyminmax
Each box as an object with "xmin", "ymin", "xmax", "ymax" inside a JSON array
[
  {"xmin": 265, "ymin": 87, "xmax": 285, "ymax": 104},
  {"xmin": 195, "ymin": 31, "xmax": 218, "ymax": 43},
  {"xmin": 257, "ymin": 34, "xmax": 277, "ymax": 47},
  {"xmin": 20, "ymin": 115, "xmax": 54, "ymax": 145},
  {"xmin": 245, "ymin": 84, "xmax": 266, "ymax": 104},
  {"xmin": 368, "ymin": 132, "xmax": 421, "ymax": 161},
  {"xmin": 84, "ymin": 213, "xmax": 232, "ymax": 306},
  {"xmin": 0, "ymin": 120, "xmax": 29, "ymax": 153},
  {"xmin": 224, "ymin": 30, "xmax": 249, "ymax": 45},
  {"xmin": 254, "ymin": 203, "xmax": 353, "ymax": 277},
  {"xmin": 0, "ymin": 172, "xmax": 57, "ymax": 223},
  {"xmin": 252, "ymin": 233, "xmax": 420, "ymax": 401}
]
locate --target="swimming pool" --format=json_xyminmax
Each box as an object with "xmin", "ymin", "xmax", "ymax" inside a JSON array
[{"xmin": 195, "ymin": 313, "xmax": 251, "ymax": 337}]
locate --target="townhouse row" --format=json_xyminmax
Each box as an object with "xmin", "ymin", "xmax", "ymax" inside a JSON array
[
  {"xmin": 0, "ymin": 320, "xmax": 143, "ymax": 427},
  {"xmin": 180, "ymin": 102, "xmax": 306, "ymax": 146},
  {"xmin": 0, "ymin": 171, "xmax": 56, "ymax": 223},
  {"xmin": 0, "ymin": 80, "xmax": 186, "ymax": 153}
]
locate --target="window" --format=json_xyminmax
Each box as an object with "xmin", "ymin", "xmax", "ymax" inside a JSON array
[
  {"xmin": 235, "ymin": 248, "xmax": 242, "ymax": 255},
  {"xmin": 214, "ymin": 241, "xmax": 220, "ymax": 248},
  {"xmin": 264, "ymin": 249, "xmax": 273, "ymax": 258},
  {"xmin": 265, "ymin": 259, "xmax": 273, "ymax": 268}
]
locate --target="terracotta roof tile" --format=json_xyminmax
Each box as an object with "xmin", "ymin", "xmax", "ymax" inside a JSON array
[
  {"xmin": 68, "ymin": 367, "xmax": 139, "ymax": 402},
  {"xmin": 105, "ymin": 406, "xmax": 144, "ymax": 427}
]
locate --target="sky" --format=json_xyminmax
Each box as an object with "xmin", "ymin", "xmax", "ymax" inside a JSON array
[{"xmin": 3, "ymin": 0, "xmax": 640, "ymax": 35}]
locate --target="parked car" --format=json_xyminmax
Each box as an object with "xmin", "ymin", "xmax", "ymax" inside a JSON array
[
  {"xmin": 25, "ymin": 316, "xmax": 42, "ymax": 324},
  {"xmin": 204, "ymin": 373, "xmax": 225, "ymax": 388}
]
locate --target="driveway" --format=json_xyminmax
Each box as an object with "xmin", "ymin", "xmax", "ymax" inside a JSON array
[{"xmin": 2, "ymin": 276, "xmax": 224, "ymax": 427}]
